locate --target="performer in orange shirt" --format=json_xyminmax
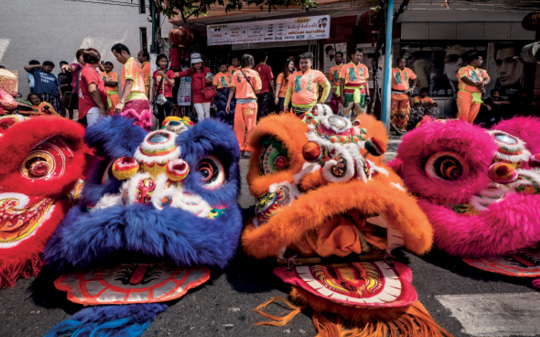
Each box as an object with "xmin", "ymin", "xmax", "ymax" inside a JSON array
[
  {"xmin": 28, "ymin": 92, "xmax": 59, "ymax": 115},
  {"xmin": 228, "ymin": 57, "xmax": 241, "ymax": 75},
  {"xmin": 339, "ymin": 48, "xmax": 371, "ymax": 120},
  {"xmin": 328, "ymin": 51, "xmax": 344, "ymax": 113},
  {"xmin": 284, "ymin": 52, "xmax": 330, "ymax": 116},
  {"xmin": 138, "ymin": 50, "xmax": 151, "ymax": 97},
  {"xmin": 102, "ymin": 60, "xmax": 119, "ymax": 115},
  {"xmin": 456, "ymin": 52, "xmax": 490, "ymax": 123},
  {"xmin": 112, "ymin": 43, "xmax": 152, "ymax": 130},
  {"xmin": 226, "ymin": 54, "xmax": 262, "ymax": 157},
  {"xmin": 214, "ymin": 63, "xmax": 235, "ymax": 125},
  {"xmin": 391, "ymin": 57, "xmax": 417, "ymax": 133}
]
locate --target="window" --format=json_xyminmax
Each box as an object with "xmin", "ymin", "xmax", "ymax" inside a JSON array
[
  {"xmin": 139, "ymin": 0, "xmax": 146, "ymax": 14},
  {"xmin": 140, "ymin": 27, "xmax": 148, "ymax": 51}
]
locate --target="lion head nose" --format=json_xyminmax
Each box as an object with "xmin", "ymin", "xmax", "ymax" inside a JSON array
[{"xmin": 166, "ymin": 159, "xmax": 190, "ymax": 182}]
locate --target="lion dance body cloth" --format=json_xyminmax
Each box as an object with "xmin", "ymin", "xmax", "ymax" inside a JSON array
[
  {"xmin": 391, "ymin": 116, "xmax": 540, "ymax": 287},
  {"xmin": 242, "ymin": 106, "xmax": 451, "ymax": 336},
  {"xmin": 0, "ymin": 115, "xmax": 88, "ymax": 289},
  {"xmin": 43, "ymin": 116, "xmax": 243, "ymax": 336}
]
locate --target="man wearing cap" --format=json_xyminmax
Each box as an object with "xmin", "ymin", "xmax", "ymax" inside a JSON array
[
  {"xmin": 176, "ymin": 52, "xmax": 213, "ymax": 121},
  {"xmin": 111, "ymin": 43, "xmax": 152, "ymax": 130},
  {"xmin": 102, "ymin": 60, "xmax": 119, "ymax": 115}
]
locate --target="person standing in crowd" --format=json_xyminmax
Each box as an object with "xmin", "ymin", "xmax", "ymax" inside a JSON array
[
  {"xmin": 102, "ymin": 60, "xmax": 119, "ymax": 115},
  {"xmin": 28, "ymin": 92, "xmax": 58, "ymax": 115},
  {"xmin": 27, "ymin": 60, "xmax": 40, "ymax": 92},
  {"xmin": 255, "ymin": 51, "xmax": 275, "ymax": 120},
  {"xmin": 228, "ymin": 57, "xmax": 240, "ymax": 75},
  {"xmin": 61, "ymin": 49, "xmax": 85, "ymax": 120},
  {"xmin": 409, "ymin": 87, "xmax": 439, "ymax": 129},
  {"xmin": 111, "ymin": 43, "xmax": 152, "ymax": 130},
  {"xmin": 339, "ymin": 48, "xmax": 371, "ymax": 119},
  {"xmin": 213, "ymin": 63, "xmax": 234, "ymax": 125},
  {"xmin": 57, "ymin": 60, "xmax": 72, "ymax": 116},
  {"xmin": 176, "ymin": 53, "xmax": 213, "ymax": 122},
  {"xmin": 390, "ymin": 57, "xmax": 417, "ymax": 133},
  {"xmin": 138, "ymin": 49, "xmax": 151, "ymax": 97},
  {"xmin": 284, "ymin": 52, "xmax": 330, "ymax": 116},
  {"xmin": 78, "ymin": 48, "xmax": 108, "ymax": 126},
  {"xmin": 24, "ymin": 60, "xmax": 63, "ymax": 114},
  {"xmin": 456, "ymin": 52, "xmax": 490, "ymax": 124},
  {"xmin": 478, "ymin": 89, "xmax": 510, "ymax": 127},
  {"xmin": 150, "ymin": 54, "xmax": 176, "ymax": 126},
  {"xmin": 226, "ymin": 54, "xmax": 262, "ymax": 157},
  {"xmin": 328, "ymin": 51, "xmax": 344, "ymax": 113},
  {"xmin": 274, "ymin": 59, "xmax": 295, "ymax": 112}
]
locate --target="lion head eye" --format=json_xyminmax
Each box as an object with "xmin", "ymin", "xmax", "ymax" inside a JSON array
[
  {"xmin": 425, "ymin": 152, "xmax": 468, "ymax": 181},
  {"xmin": 197, "ymin": 156, "xmax": 225, "ymax": 189}
]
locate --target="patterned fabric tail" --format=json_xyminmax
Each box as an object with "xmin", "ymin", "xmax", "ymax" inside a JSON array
[
  {"xmin": 311, "ymin": 301, "xmax": 454, "ymax": 337},
  {"xmin": 44, "ymin": 303, "xmax": 168, "ymax": 337}
]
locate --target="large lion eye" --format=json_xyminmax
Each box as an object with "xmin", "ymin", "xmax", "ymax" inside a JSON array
[
  {"xmin": 20, "ymin": 137, "xmax": 72, "ymax": 180},
  {"xmin": 259, "ymin": 136, "xmax": 289, "ymax": 175},
  {"xmin": 425, "ymin": 152, "xmax": 468, "ymax": 181},
  {"xmin": 197, "ymin": 155, "xmax": 225, "ymax": 189}
]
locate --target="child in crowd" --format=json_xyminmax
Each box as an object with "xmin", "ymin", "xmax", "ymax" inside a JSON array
[
  {"xmin": 28, "ymin": 92, "xmax": 58, "ymax": 115},
  {"xmin": 102, "ymin": 60, "xmax": 119, "ymax": 115},
  {"xmin": 409, "ymin": 87, "xmax": 439, "ymax": 129},
  {"xmin": 213, "ymin": 63, "xmax": 234, "ymax": 125},
  {"xmin": 150, "ymin": 54, "xmax": 175, "ymax": 126},
  {"xmin": 24, "ymin": 61, "xmax": 62, "ymax": 113}
]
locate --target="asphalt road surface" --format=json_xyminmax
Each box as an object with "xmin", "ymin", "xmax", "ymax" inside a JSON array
[{"xmin": 1, "ymin": 155, "xmax": 539, "ymax": 337}]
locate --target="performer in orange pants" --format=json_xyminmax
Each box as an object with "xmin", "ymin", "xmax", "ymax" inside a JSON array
[
  {"xmin": 456, "ymin": 91, "xmax": 481, "ymax": 123},
  {"xmin": 456, "ymin": 52, "xmax": 490, "ymax": 124},
  {"xmin": 234, "ymin": 101, "xmax": 258, "ymax": 153},
  {"xmin": 226, "ymin": 54, "xmax": 262, "ymax": 156},
  {"xmin": 391, "ymin": 93, "xmax": 411, "ymax": 131}
]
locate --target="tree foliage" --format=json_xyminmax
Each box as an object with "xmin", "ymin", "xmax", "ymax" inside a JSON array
[{"xmin": 154, "ymin": 0, "xmax": 320, "ymax": 23}]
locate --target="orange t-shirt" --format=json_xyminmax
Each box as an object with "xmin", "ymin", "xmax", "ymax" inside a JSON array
[
  {"xmin": 103, "ymin": 71, "xmax": 119, "ymax": 92},
  {"xmin": 328, "ymin": 64, "xmax": 344, "ymax": 87},
  {"xmin": 457, "ymin": 65, "xmax": 489, "ymax": 93},
  {"xmin": 391, "ymin": 67, "xmax": 416, "ymax": 91},
  {"xmin": 276, "ymin": 73, "xmax": 290, "ymax": 98},
  {"xmin": 213, "ymin": 72, "xmax": 232, "ymax": 89},
  {"xmin": 339, "ymin": 62, "xmax": 369, "ymax": 86},
  {"xmin": 228, "ymin": 66, "xmax": 240, "ymax": 75},
  {"xmin": 288, "ymin": 69, "xmax": 329, "ymax": 106},
  {"xmin": 231, "ymin": 68, "xmax": 262, "ymax": 100},
  {"xmin": 413, "ymin": 96, "xmax": 435, "ymax": 105},
  {"xmin": 141, "ymin": 61, "xmax": 151, "ymax": 95},
  {"xmin": 121, "ymin": 57, "xmax": 147, "ymax": 101}
]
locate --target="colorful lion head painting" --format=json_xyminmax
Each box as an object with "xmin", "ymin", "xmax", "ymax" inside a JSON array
[
  {"xmin": 242, "ymin": 107, "xmax": 450, "ymax": 336},
  {"xmin": 391, "ymin": 116, "xmax": 540, "ymax": 285},
  {"xmin": 43, "ymin": 116, "xmax": 243, "ymax": 336},
  {"xmin": 0, "ymin": 115, "xmax": 88, "ymax": 289}
]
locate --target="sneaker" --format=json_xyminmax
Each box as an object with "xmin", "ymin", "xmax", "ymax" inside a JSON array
[{"xmin": 243, "ymin": 151, "xmax": 251, "ymax": 158}]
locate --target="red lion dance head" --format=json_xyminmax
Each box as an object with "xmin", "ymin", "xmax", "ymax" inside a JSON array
[{"xmin": 0, "ymin": 115, "xmax": 88, "ymax": 288}]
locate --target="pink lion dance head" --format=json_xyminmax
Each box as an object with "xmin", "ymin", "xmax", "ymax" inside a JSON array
[{"xmin": 390, "ymin": 116, "xmax": 540, "ymax": 258}]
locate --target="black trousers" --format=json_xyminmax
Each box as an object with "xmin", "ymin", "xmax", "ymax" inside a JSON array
[{"xmin": 257, "ymin": 92, "xmax": 271, "ymax": 120}]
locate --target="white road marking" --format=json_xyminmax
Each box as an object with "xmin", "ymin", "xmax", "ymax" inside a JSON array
[{"xmin": 436, "ymin": 292, "xmax": 540, "ymax": 336}]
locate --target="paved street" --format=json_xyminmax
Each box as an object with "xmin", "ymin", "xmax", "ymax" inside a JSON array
[{"xmin": 1, "ymin": 155, "xmax": 540, "ymax": 337}]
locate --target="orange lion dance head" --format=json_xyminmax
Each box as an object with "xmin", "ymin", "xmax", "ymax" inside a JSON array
[{"xmin": 242, "ymin": 107, "xmax": 450, "ymax": 336}]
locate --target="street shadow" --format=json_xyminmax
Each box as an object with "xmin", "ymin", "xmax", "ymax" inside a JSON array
[{"xmin": 417, "ymin": 247, "xmax": 535, "ymax": 289}]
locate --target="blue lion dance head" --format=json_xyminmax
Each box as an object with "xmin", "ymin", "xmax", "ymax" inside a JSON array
[{"xmin": 43, "ymin": 116, "xmax": 242, "ymax": 336}]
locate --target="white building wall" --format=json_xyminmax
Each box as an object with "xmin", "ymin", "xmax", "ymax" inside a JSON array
[{"xmin": 0, "ymin": 0, "xmax": 153, "ymax": 97}]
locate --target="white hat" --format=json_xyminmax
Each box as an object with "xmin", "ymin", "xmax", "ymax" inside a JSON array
[{"xmin": 191, "ymin": 53, "xmax": 203, "ymax": 64}]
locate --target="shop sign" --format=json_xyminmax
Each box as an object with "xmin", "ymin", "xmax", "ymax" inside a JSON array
[{"xmin": 207, "ymin": 15, "xmax": 330, "ymax": 46}]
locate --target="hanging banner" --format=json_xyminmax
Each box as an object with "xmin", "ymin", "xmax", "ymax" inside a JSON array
[{"xmin": 207, "ymin": 15, "xmax": 330, "ymax": 46}]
